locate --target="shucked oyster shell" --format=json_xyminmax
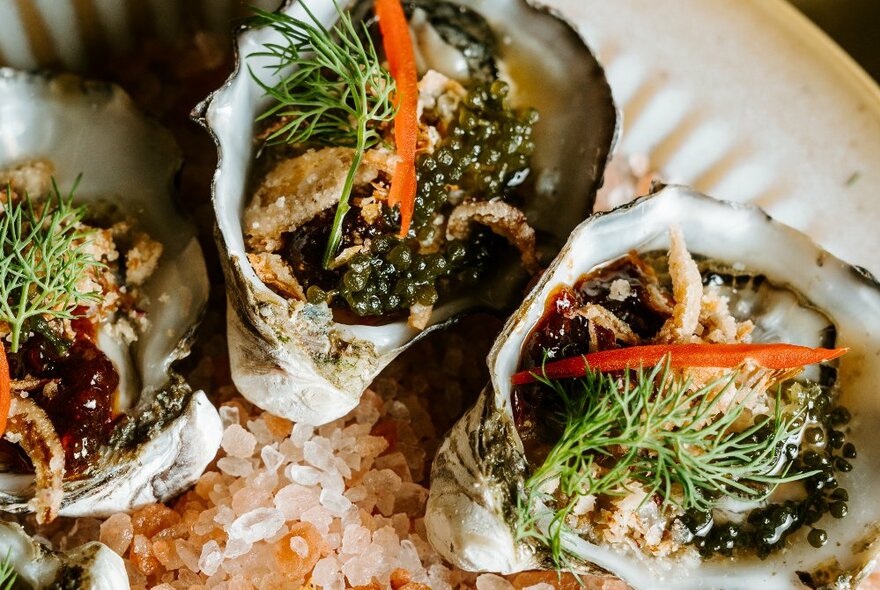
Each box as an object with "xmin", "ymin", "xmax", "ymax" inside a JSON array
[
  {"xmin": 0, "ymin": 521, "xmax": 126, "ymax": 589},
  {"xmin": 196, "ymin": 0, "xmax": 618, "ymax": 426},
  {"xmin": 0, "ymin": 69, "xmax": 221, "ymax": 517},
  {"xmin": 426, "ymin": 185, "xmax": 880, "ymax": 589}
]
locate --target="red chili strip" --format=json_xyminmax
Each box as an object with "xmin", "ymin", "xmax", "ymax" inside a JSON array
[{"xmin": 511, "ymin": 343, "xmax": 849, "ymax": 385}]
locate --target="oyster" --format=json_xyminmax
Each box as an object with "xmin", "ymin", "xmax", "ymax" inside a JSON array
[
  {"xmin": 196, "ymin": 0, "xmax": 618, "ymax": 425},
  {"xmin": 0, "ymin": 70, "xmax": 221, "ymax": 518},
  {"xmin": 0, "ymin": 521, "xmax": 126, "ymax": 589},
  {"xmin": 425, "ymin": 185, "xmax": 880, "ymax": 590}
]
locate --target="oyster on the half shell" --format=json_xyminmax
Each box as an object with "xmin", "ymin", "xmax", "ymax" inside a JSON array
[
  {"xmin": 426, "ymin": 185, "xmax": 880, "ymax": 590},
  {"xmin": 0, "ymin": 69, "xmax": 221, "ymax": 519},
  {"xmin": 195, "ymin": 0, "xmax": 618, "ymax": 426},
  {"xmin": 0, "ymin": 521, "xmax": 126, "ymax": 589}
]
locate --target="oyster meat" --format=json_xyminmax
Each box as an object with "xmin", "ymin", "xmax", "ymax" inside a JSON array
[
  {"xmin": 196, "ymin": 0, "xmax": 618, "ymax": 426},
  {"xmin": 0, "ymin": 70, "xmax": 221, "ymax": 519},
  {"xmin": 426, "ymin": 185, "xmax": 880, "ymax": 590}
]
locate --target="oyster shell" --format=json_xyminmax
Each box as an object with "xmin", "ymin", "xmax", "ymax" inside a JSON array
[
  {"xmin": 0, "ymin": 521, "xmax": 126, "ymax": 589},
  {"xmin": 0, "ymin": 69, "xmax": 221, "ymax": 517},
  {"xmin": 425, "ymin": 185, "xmax": 880, "ymax": 589},
  {"xmin": 196, "ymin": 0, "xmax": 618, "ymax": 425}
]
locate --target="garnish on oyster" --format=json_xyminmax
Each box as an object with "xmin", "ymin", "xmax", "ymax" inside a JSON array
[
  {"xmin": 426, "ymin": 186, "xmax": 880, "ymax": 590},
  {"xmin": 197, "ymin": 0, "xmax": 618, "ymax": 425},
  {"xmin": 0, "ymin": 70, "xmax": 221, "ymax": 522}
]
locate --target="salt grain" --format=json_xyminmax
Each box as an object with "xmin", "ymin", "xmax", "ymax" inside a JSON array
[
  {"xmin": 476, "ymin": 573, "xmax": 516, "ymax": 590},
  {"xmin": 218, "ymin": 405, "xmax": 240, "ymax": 429},
  {"xmin": 198, "ymin": 540, "xmax": 223, "ymax": 576},
  {"xmin": 341, "ymin": 525, "xmax": 370, "ymax": 555},
  {"xmin": 300, "ymin": 505, "xmax": 333, "ymax": 535},
  {"xmin": 289, "ymin": 535, "xmax": 309, "ymax": 558},
  {"xmin": 221, "ymin": 424, "xmax": 257, "ymax": 458},
  {"xmin": 274, "ymin": 483, "xmax": 319, "ymax": 520},
  {"xmin": 286, "ymin": 464, "xmax": 322, "ymax": 486},
  {"xmin": 290, "ymin": 422, "xmax": 313, "ymax": 445},
  {"xmin": 99, "ymin": 512, "xmax": 133, "ymax": 556},
  {"xmin": 228, "ymin": 508, "xmax": 285, "ymax": 544},
  {"xmin": 260, "ymin": 445, "xmax": 285, "ymax": 472},
  {"xmin": 174, "ymin": 539, "xmax": 200, "ymax": 572},
  {"xmin": 303, "ymin": 438, "xmax": 334, "ymax": 471},
  {"xmin": 312, "ymin": 556, "xmax": 341, "ymax": 588},
  {"xmin": 320, "ymin": 489, "xmax": 352, "ymax": 516},
  {"xmin": 217, "ymin": 457, "xmax": 253, "ymax": 477},
  {"xmin": 523, "ymin": 584, "xmax": 556, "ymax": 590}
]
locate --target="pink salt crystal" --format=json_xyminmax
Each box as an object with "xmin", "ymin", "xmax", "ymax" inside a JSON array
[
  {"xmin": 398, "ymin": 540, "xmax": 424, "ymax": 578},
  {"xmin": 300, "ymin": 505, "xmax": 333, "ymax": 535},
  {"xmin": 311, "ymin": 556, "xmax": 342, "ymax": 590},
  {"xmin": 344, "ymin": 485, "xmax": 367, "ymax": 503},
  {"xmin": 476, "ymin": 573, "xmax": 515, "ymax": 590},
  {"xmin": 228, "ymin": 508, "xmax": 285, "ymax": 543},
  {"xmin": 339, "ymin": 450, "xmax": 362, "ymax": 472},
  {"xmin": 99, "ymin": 512, "xmax": 133, "ymax": 555},
  {"xmin": 232, "ymin": 488, "xmax": 273, "ymax": 515},
  {"xmin": 320, "ymin": 488, "xmax": 352, "ymax": 516},
  {"xmin": 217, "ymin": 457, "xmax": 253, "ymax": 477},
  {"xmin": 289, "ymin": 535, "xmax": 310, "ymax": 558},
  {"xmin": 290, "ymin": 422, "xmax": 314, "ymax": 445},
  {"xmin": 303, "ymin": 438, "xmax": 334, "ymax": 471},
  {"xmin": 218, "ymin": 405, "xmax": 240, "ymax": 429},
  {"xmin": 246, "ymin": 418, "xmax": 274, "ymax": 445},
  {"xmin": 394, "ymin": 482, "xmax": 429, "ymax": 517},
  {"xmin": 260, "ymin": 445, "xmax": 285, "ymax": 472},
  {"xmin": 374, "ymin": 452, "xmax": 412, "ymax": 481},
  {"xmin": 198, "ymin": 540, "xmax": 223, "ymax": 576},
  {"xmin": 274, "ymin": 483, "xmax": 320, "ymax": 520},
  {"xmin": 341, "ymin": 549, "xmax": 382, "ymax": 587},
  {"xmin": 175, "ymin": 539, "xmax": 201, "ymax": 572},
  {"xmin": 391, "ymin": 513, "xmax": 410, "ymax": 537},
  {"xmin": 319, "ymin": 470, "xmax": 346, "ymax": 495},
  {"xmin": 221, "ymin": 424, "xmax": 257, "ymax": 458},
  {"xmin": 341, "ymin": 524, "xmax": 371, "ymax": 555},
  {"xmin": 207, "ymin": 506, "xmax": 230, "ymax": 526},
  {"xmin": 286, "ymin": 464, "xmax": 322, "ymax": 486},
  {"xmin": 223, "ymin": 537, "xmax": 252, "ymax": 560},
  {"xmin": 427, "ymin": 564, "xmax": 454, "ymax": 590},
  {"xmin": 523, "ymin": 584, "xmax": 556, "ymax": 590},
  {"xmin": 278, "ymin": 437, "xmax": 302, "ymax": 462},
  {"xmin": 152, "ymin": 538, "xmax": 184, "ymax": 570}
]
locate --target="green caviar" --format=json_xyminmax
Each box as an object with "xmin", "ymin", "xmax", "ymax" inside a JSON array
[
  {"xmin": 301, "ymin": 80, "xmax": 538, "ymax": 317},
  {"xmin": 685, "ymin": 383, "xmax": 857, "ymax": 559}
]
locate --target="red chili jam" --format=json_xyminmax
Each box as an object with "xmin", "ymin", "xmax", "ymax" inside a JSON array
[
  {"xmin": 512, "ymin": 253, "xmax": 671, "ymax": 462},
  {"xmin": 8, "ymin": 328, "xmax": 120, "ymax": 476}
]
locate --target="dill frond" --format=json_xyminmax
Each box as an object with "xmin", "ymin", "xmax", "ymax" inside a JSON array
[
  {"xmin": 0, "ymin": 548, "xmax": 16, "ymax": 590},
  {"xmin": 0, "ymin": 179, "xmax": 102, "ymax": 352},
  {"xmin": 248, "ymin": 1, "xmax": 397, "ymax": 268},
  {"xmin": 516, "ymin": 360, "xmax": 811, "ymax": 568}
]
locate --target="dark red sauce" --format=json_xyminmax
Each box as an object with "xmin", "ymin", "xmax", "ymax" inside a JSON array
[
  {"xmin": 7, "ymin": 323, "xmax": 120, "ymax": 476},
  {"xmin": 512, "ymin": 253, "xmax": 671, "ymax": 462}
]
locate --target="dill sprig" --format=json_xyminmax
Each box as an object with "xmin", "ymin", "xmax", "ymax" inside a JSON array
[
  {"xmin": 515, "ymin": 360, "xmax": 810, "ymax": 567},
  {"xmin": 0, "ymin": 179, "xmax": 102, "ymax": 352},
  {"xmin": 248, "ymin": 2, "xmax": 397, "ymax": 268},
  {"xmin": 0, "ymin": 547, "xmax": 17, "ymax": 589}
]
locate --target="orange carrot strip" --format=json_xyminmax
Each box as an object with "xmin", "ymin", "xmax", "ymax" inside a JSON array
[
  {"xmin": 375, "ymin": 0, "xmax": 419, "ymax": 235},
  {"xmin": 0, "ymin": 341, "xmax": 9, "ymax": 436},
  {"xmin": 511, "ymin": 343, "xmax": 849, "ymax": 385}
]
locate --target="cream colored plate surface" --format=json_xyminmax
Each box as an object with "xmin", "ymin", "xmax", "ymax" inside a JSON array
[{"xmin": 555, "ymin": 0, "xmax": 880, "ymax": 274}]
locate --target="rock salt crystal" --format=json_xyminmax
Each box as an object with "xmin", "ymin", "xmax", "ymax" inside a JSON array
[
  {"xmin": 340, "ymin": 524, "xmax": 370, "ymax": 555},
  {"xmin": 198, "ymin": 540, "xmax": 223, "ymax": 576},
  {"xmin": 320, "ymin": 489, "xmax": 352, "ymax": 516},
  {"xmin": 303, "ymin": 438, "xmax": 334, "ymax": 471},
  {"xmin": 476, "ymin": 573, "xmax": 516, "ymax": 590},
  {"xmin": 217, "ymin": 457, "xmax": 253, "ymax": 477},
  {"xmin": 174, "ymin": 539, "xmax": 200, "ymax": 572},
  {"xmin": 300, "ymin": 505, "xmax": 333, "ymax": 535},
  {"xmin": 286, "ymin": 464, "xmax": 322, "ymax": 486},
  {"xmin": 290, "ymin": 422, "xmax": 313, "ymax": 445},
  {"xmin": 312, "ymin": 556, "xmax": 342, "ymax": 590},
  {"xmin": 213, "ymin": 505, "xmax": 235, "ymax": 526},
  {"xmin": 274, "ymin": 483, "xmax": 319, "ymax": 520},
  {"xmin": 260, "ymin": 445, "xmax": 285, "ymax": 472},
  {"xmin": 223, "ymin": 537, "xmax": 252, "ymax": 560},
  {"xmin": 218, "ymin": 405, "xmax": 240, "ymax": 429},
  {"xmin": 228, "ymin": 508, "xmax": 285, "ymax": 544},
  {"xmin": 99, "ymin": 512, "xmax": 133, "ymax": 555},
  {"xmin": 289, "ymin": 535, "xmax": 309, "ymax": 558},
  {"xmin": 221, "ymin": 424, "xmax": 257, "ymax": 458}
]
